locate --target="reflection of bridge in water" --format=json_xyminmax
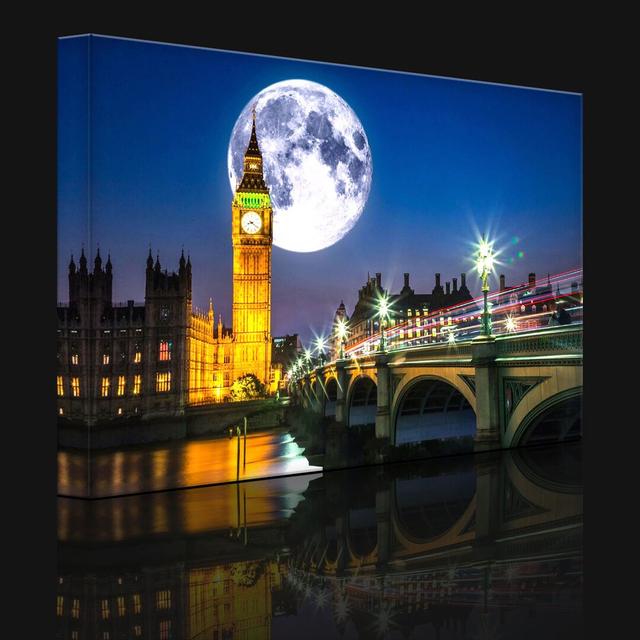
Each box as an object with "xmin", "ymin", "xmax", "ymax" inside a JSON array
[
  {"xmin": 295, "ymin": 324, "xmax": 582, "ymax": 459},
  {"xmin": 57, "ymin": 442, "xmax": 582, "ymax": 639}
]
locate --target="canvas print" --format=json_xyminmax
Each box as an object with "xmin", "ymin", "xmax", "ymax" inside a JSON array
[{"xmin": 57, "ymin": 35, "xmax": 582, "ymax": 497}]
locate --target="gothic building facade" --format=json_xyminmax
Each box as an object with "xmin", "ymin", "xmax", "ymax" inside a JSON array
[
  {"xmin": 331, "ymin": 271, "xmax": 473, "ymax": 357},
  {"xmin": 57, "ymin": 115, "xmax": 280, "ymax": 425}
]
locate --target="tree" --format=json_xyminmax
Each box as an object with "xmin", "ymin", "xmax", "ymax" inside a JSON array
[{"xmin": 230, "ymin": 373, "xmax": 266, "ymax": 401}]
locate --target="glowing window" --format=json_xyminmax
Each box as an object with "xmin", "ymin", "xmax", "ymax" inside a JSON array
[
  {"xmin": 101, "ymin": 599, "xmax": 110, "ymax": 620},
  {"xmin": 134, "ymin": 351, "xmax": 142, "ymax": 363},
  {"xmin": 71, "ymin": 377, "xmax": 80, "ymax": 397},
  {"xmin": 156, "ymin": 590, "xmax": 171, "ymax": 610},
  {"xmin": 103, "ymin": 354, "xmax": 110, "ymax": 365},
  {"xmin": 117, "ymin": 376, "xmax": 126, "ymax": 396},
  {"xmin": 160, "ymin": 620, "xmax": 171, "ymax": 640},
  {"xmin": 159, "ymin": 340, "xmax": 172, "ymax": 361},
  {"xmin": 71, "ymin": 599, "xmax": 80, "ymax": 619},
  {"xmin": 134, "ymin": 627, "xmax": 142, "ymax": 637},
  {"xmin": 133, "ymin": 374, "xmax": 142, "ymax": 395},
  {"xmin": 101, "ymin": 377, "xmax": 110, "ymax": 397},
  {"xmin": 59, "ymin": 407, "xmax": 64, "ymax": 416},
  {"xmin": 117, "ymin": 596, "xmax": 125, "ymax": 617},
  {"xmin": 156, "ymin": 372, "xmax": 171, "ymax": 393},
  {"xmin": 57, "ymin": 376, "xmax": 64, "ymax": 397},
  {"xmin": 56, "ymin": 595, "xmax": 64, "ymax": 616},
  {"xmin": 72, "ymin": 632, "xmax": 78, "ymax": 640},
  {"xmin": 71, "ymin": 353, "xmax": 79, "ymax": 365},
  {"xmin": 133, "ymin": 594, "xmax": 141, "ymax": 614}
]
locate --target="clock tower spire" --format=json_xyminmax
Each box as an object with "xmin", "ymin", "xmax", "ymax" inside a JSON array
[{"xmin": 230, "ymin": 110, "xmax": 273, "ymax": 389}]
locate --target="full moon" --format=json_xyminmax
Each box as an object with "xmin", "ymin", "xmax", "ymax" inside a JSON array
[{"xmin": 228, "ymin": 79, "xmax": 373, "ymax": 253}]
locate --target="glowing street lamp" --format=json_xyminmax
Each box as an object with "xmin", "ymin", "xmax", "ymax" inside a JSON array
[
  {"xmin": 447, "ymin": 329, "xmax": 456, "ymax": 344},
  {"xmin": 335, "ymin": 317, "xmax": 349, "ymax": 360},
  {"xmin": 314, "ymin": 336, "xmax": 327, "ymax": 366},
  {"xmin": 476, "ymin": 235, "xmax": 495, "ymax": 337},
  {"xmin": 376, "ymin": 293, "xmax": 392, "ymax": 352},
  {"xmin": 505, "ymin": 315, "xmax": 517, "ymax": 333},
  {"xmin": 303, "ymin": 347, "xmax": 313, "ymax": 372}
]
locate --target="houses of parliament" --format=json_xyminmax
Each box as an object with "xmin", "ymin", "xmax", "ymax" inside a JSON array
[{"xmin": 57, "ymin": 114, "xmax": 282, "ymax": 424}]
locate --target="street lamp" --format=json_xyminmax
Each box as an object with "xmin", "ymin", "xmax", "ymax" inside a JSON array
[
  {"xmin": 314, "ymin": 336, "xmax": 327, "ymax": 366},
  {"xmin": 476, "ymin": 235, "xmax": 495, "ymax": 338},
  {"xmin": 376, "ymin": 293, "xmax": 391, "ymax": 352},
  {"xmin": 303, "ymin": 347, "xmax": 313, "ymax": 372},
  {"xmin": 335, "ymin": 317, "xmax": 349, "ymax": 360}
]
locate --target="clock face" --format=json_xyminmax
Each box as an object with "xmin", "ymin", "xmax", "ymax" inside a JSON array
[{"xmin": 241, "ymin": 211, "xmax": 262, "ymax": 234}]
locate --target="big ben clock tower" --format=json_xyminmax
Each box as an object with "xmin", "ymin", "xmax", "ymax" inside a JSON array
[{"xmin": 231, "ymin": 111, "xmax": 272, "ymax": 387}]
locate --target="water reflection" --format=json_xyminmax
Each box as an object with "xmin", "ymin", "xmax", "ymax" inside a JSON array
[
  {"xmin": 57, "ymin": 442, "xmax": 582, "ymax": 639},
  {"xmin": 58, "ymin": 431, "xmax": 321, "ymax": 498}
]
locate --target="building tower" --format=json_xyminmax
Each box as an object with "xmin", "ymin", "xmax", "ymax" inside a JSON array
[{"xmin": 231, "ymin": 110, "xmax": 273, "ymax": 387}]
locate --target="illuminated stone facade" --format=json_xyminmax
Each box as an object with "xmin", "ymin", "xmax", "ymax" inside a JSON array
[
  {"xmin": 56, "ymin": 116, "xmax": 279, "ymax": 423},
  {"xmin": 230, "ymin": 111, "xmax": 273, "ymax": 389}
]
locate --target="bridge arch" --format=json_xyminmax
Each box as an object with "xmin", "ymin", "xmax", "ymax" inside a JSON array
[
  {"xmin": 346, "ymin": 373, "xmax": 378, "ymax": 428},
  {"xmin": 512, "ymin": 387, "xmax": 582, "ymax": 447},
  {"xmin": 507, "ymin": 383, "xmax": 582, "ymax": 447},
  {"xmin": 391, "ymin": 374, "xmax": 476, "ymax": 446},
  {"xmin": 393, "ymin": 470, "xmax": 476, "ymax": 550},
  {"xmin": 323, "ymin": 377, "xmax": 338, "ymax": 417}
]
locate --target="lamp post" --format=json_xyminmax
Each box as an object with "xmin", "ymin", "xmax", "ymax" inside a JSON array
[
  {"xmin": 335, "ymin": 318, "xmax": 349, "ymax": 360},
  {"xmin": 303, "ymin": 348, "xmax": 313, "ymax": 373},
  {"xmin": 376, "ymin": 294, "xmax": 391, "ymax": 352},
  {"xmin": 476, "ymin": 235, "xmax": 495, "ymax": 338},
  {"xmin": 315, "ymin": 336, "xmax": 327, "ymax": 366}
]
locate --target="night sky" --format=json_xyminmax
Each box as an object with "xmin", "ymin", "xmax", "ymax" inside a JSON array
[{"xmin": 58, "ymin": 35, "xmax": 582, "ymax": 344}]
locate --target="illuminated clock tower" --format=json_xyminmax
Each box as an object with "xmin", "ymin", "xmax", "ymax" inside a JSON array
[{"xmin": 231, "ymin": 111, "xmax": 272, "ymax": 387}]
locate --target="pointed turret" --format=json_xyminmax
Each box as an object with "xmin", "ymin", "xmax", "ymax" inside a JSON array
[
  {"xmin": 146, "ymin": 247, "xmax": 154, "ymax": 271},
  {"xmin": 69, "ymin": 254, "xmax": 76, "ymax": 275},
  {"xmin": 208, "ymin": 298, "xmax": 214, "ymax": 322},
  {"xmin": 94, "ymin": 247, "xmax": 102, "ymax": 273},
  {"xmin": 79, "ymin": 247, "xmax": 87, "ymax": 274},
  {"xmin": 105, "ymin": 253, "xmax": 112, "ymax": 274},
  {"xmin": 238, "ymin": 109, "xmax": 269, "ymax": 193},
  {"xmin": 179, "ymin": 248, "xmax": 186, "ymax": 274},
  {"xmin": 154, "ymin": 253, "xmax": 161, "ymax": 272}
]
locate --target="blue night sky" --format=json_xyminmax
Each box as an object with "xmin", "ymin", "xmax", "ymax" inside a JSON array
[{"xmin": 58, "ymin": 35, "xmax": 582, "ymax": 344}]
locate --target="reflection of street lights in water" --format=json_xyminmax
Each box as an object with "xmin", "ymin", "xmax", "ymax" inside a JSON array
[{"xmin": 476, "ymin": 235, "xmax": 495, "ymax": 338}]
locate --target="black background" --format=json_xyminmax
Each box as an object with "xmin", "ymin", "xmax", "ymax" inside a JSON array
[{"xmin": 6, "ymin": 13, "xmax": 632, "ymax": 639}]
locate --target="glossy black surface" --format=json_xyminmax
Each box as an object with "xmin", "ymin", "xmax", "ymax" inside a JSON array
[{"xmin": 57, "ymin": 442, "xmax": 582, "ymax": 639}]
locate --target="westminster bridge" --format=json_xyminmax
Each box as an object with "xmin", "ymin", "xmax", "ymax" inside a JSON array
[{"xmin": 293, "ymin": 324, "xmax": 582, "ymax": 452}]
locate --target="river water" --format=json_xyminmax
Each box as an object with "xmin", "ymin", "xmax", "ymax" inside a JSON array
[{"xmin": 58, "ymin": 429, "xmax": 321, "ymax": 498}]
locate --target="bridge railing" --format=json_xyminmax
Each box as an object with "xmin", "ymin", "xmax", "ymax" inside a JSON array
[{"xmin": 495, "ymin": 324, "xmax": 583, "ymax": 357}]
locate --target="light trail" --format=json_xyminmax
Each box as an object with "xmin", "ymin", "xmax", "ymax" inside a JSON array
[{"xmin": 341, "ymin": 267, "xmax": 583, "ymax": 359}]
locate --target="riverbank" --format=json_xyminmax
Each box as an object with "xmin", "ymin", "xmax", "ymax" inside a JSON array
[{"xmin": 58, "ymin": 398, "xmax": 287, "ymax": 450}]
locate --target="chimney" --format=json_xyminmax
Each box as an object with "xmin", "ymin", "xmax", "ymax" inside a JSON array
[
  {"xmin": 528, "ymin": 272, "xmax": 536, "ymax": 287},
  {"xmin": 452, "ymin": 277, "xmax": 458, "ymax": 292},
  {"xmin": 375, "ymin": 272, "xmax": 381, "ymax": 288},
  {"xmin": 446, "ymin": 281, "xmax": 451, "ymax": 295},
  {"xmin": 404, "ymin": 272, "xmax": 410, "ymax": 288},
  {"xmin": 461, "ymin": 273, "xmax": 466, "ymax": 288},
  {"xmin": 435, "ymin": 273, "xmax": 441, "ymax": 288},
  {"xmin": 500, "ymin": 274, "xmax": 506, "ymax": 291}
]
